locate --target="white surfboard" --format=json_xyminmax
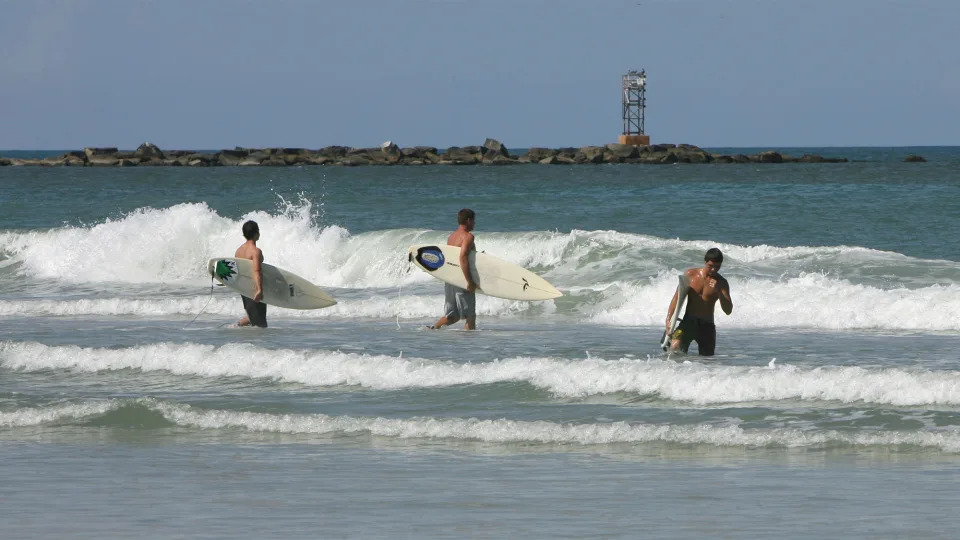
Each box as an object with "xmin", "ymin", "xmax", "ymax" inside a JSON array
[
  {"xmin": 207, "ymin": 258, "xmax": 337, "ymax": 310},
  {"xmin": 408, "ymin": 244, "xmax": 562, "ymax": 301},
  {"xmin": 660, "ymin": 274, "xmax": 691, "ymax": 351}
]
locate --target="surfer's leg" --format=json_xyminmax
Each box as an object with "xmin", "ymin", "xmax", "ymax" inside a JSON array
[
  {"xmin": 237, "ymin": 296, "xmax": 251, "ymax": 326},
  {"xmin": 672, "ymin": 316, "xmax": 695, "ymax": 352},
  {"xmin": 696, "ymin": 322, "xmax": 716, "ymax": 356},
  {"xmin": 458, "ymin": 290, "xmax": 476, "ymax": 330},
  {"xmin": 242, "ymin": 296, "xmax": 268, "ymax": 328},
  {"xmin": 430, "ymin": 315, "xmax": 459, "ymax": 329},
  {"xmin": 432, "ymin": 284, "xmax": 464, "ymax": 329}
]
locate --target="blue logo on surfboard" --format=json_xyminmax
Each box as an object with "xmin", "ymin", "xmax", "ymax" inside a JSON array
[{"xmin": 415, "ymin": 246, "xmax": 445, "ymax": 271}]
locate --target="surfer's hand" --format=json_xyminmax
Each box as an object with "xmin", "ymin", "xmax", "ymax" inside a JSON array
[
  {"xmin": 254, "ymin": 289, "xmax": 263, "ymax": 302},
  {"xmin": 466, "ymin": 281, "xmax": 477, "ymax": 293}
]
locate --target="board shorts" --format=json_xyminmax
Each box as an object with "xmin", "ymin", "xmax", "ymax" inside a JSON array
[
  {"xmin": 443, "ymin": 283, "xmax": 476, "ymax": 320},
  {"xmin": 241, "ymin": 296, "xmax": 268, "ymax": 328},
  {"xmin": 672, "ymin": 314, "xmax": 716, "ymax": 356}
]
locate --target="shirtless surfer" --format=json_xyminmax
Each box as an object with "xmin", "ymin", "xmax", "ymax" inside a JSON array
[
  {"xmin": 235, "ymin": 220, "xmax": 267, "ymax": 328},
  {"xmin": 664, "ymin": 247, "xmax": 733, "ymax": 355},
  {"xmin": 429, "ymin": 209, "xmax": 478, "ymax": 330}
]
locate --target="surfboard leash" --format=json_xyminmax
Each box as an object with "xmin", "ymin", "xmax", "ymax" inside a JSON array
[
  {"xmin": 182, "ymin": 274, "xmax": 216, "ymax": 329},
  {"xmin": 395, "ymin": 261, "xmax": 413, "ymax": 329}
]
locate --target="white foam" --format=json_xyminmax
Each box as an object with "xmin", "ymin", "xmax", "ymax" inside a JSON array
[
  {"xmin": 6, "ymin": 341, "xmax": 960, "ymax": 407},
  {"xmin": 5, "ymin": 397, "xmax": 960, "ymax": 451},
  {"xmin": 590, "ymin": 274, "xmax": 960, "ymax": 331},
  {"xmin": 0, "ymin": 291, "xmax": 545, "ymax": 320},
  {"xmin": 3, "ymin": 201, "xmax": 959, "ymax": 330},
  {"xmin": 157, "ymin": 403, "xmax": 960, "ymax": 451},
  {"xmin": 0, "ymin": 400, "xmax": 117, "ymax": 427}
]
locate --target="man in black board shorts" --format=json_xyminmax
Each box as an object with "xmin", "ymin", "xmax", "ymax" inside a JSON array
[
  {"xmin": 235, "ymin": 220, "xmax": 267, "ymax": 327},
  {"xmin": 664, "ymin": 248, "xmax": 733, "ymax": 355}
]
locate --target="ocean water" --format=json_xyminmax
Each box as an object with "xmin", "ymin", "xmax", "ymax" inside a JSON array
[{"xmin": 2, "ymin": 147, "xmax": 960, "ymax": 538}]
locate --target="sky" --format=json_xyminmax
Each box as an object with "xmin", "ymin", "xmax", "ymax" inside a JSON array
[{"xmin": 1, "ymin": 0, "xmax": 958, "ymax": 149}]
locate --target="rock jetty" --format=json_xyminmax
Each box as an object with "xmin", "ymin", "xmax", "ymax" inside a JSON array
[{"xmin": 0, "ymin": 139, "xmax": 849, "ymax": 167}]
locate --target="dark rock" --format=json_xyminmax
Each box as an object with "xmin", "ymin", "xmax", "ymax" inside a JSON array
[
  {"xmin": 755, "ymin": 151, "xmax": 783, "ymax": 163},
  {"xmin": 307, "ymin": 156, "xmax": 334, "ymax": 165},
  {"xmin": 340, "ymin": 155, "xmax": 371, "ymax": 166},
  {"xmin": 379, "ymin": 143, "xmax": 402, "ymax": 164},
  {"xmin": 575, "ymin": 146, "xmax": 605, "ymax": 164},
  {"xmin": 261, "ymin": 156, "xmax": 287, "ymax": 166},
  {"xmin": 135, "ymin": 142, "xmax": 165, "ymax": 159},
  {"xmin": 605, "ymin": 144, "xmax": 639, "ymax": 159},
  {"xmin": 521, "ymin": 148, "xmax": 557, "ymax": 162},
  {"xmin": 217, "ymin": 150, "xmax": 249, "ymax": 166},
  {"xmin": 87, "ymin": 155, "xmax": 120, "ymax": 166},
  {"xmin": 380, "ymin": 141, "xmax": 401, "ymax": 155},
  {"xmin": 401, "ymin": 146, "xmax": 439, "ymax": 158},
  {"xmin": 481, "ymin": 138, "xmax": 510, "ymax": 158},
  {"xmin": 318, "ymin": 145, "xmax": 350, "ymax": 158},
  {"xmin": 83, "ymin": 147, "xmax": 118, "ymax": 159},
  {"xmin": 904, "ymin": 155, "xmax": 927, "ymax": 162},
  {"xmin": 444, "ymin": 146, "xmax": 481, "ymax": 164},
  {"xmin": 482, "ymin": 155, "xmax": 515, "ymax": 165}
]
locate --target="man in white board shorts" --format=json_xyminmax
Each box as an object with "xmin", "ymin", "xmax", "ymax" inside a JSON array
[
  {"xmin": 235, "ymin": 220, "xmax": 267, "ymax": 328},
  {"xmin": 664, "ymin": 247, "xmax": 733, "ymax": 355},
  {"xmin": 429, "ymin": 209, "xmax": 478, "ymax": 330}
]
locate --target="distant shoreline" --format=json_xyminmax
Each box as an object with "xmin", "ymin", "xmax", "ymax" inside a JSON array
[{"xmin": 0, "ymin": 139, "xmax": 859, "ymax": 167}]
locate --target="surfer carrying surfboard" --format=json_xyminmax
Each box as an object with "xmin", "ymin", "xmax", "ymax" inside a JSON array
[
  {"xmin": 235, "ymin": 220, "xmax": 267, "ymax": 328},
  {"xmin": 664, "ymin": 248, "xmax": 733, "ymax": 355},
  {"xmin": 429, "ymin": 209, "xmax": 478, "ymax": 330}
]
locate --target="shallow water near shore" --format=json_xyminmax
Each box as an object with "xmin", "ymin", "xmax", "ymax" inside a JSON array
[{"xmin": 3, "ymin": 147, "xmax": 960, "ymax": 538}]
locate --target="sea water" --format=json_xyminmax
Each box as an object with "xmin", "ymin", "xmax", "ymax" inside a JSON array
[{"xmin": 2, "ymin": 147, "xmax": 960, "ymax": 538}]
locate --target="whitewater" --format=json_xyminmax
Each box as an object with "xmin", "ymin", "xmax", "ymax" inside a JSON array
[{"xmin": 2, "ymin": 201, "xmax": 958, "ymax": 330}]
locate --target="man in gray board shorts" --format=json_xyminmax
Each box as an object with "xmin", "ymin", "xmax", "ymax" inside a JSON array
[{"xmin": 430, "ymin": 209, "xmax": 478, "ymax": 330}]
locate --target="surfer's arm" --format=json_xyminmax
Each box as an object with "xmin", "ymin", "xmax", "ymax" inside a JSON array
[
  {"xmin": 251, "ymin": 249, "xmax": 264, "ymax": 302},
  {"xmin": 718, "ymin": 279, "xmax": 732, "ymax": 315},
  {"xmin": 460, "ymin": 234, "xmax": 477, "ymax": 292},
  {"xmin": 665, "ymin": 289, "xmax": 678, "ymax": 330}
]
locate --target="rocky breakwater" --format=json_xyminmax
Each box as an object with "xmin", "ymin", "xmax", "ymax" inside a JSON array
[{"xmin": 0, "ymin": 140, "xmax": 849, "ymax": 167}]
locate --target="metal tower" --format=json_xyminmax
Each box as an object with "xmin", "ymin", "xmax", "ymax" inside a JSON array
[{"xmin": 619, "ymin": 69, "xmax": 650, "ymax": 145}]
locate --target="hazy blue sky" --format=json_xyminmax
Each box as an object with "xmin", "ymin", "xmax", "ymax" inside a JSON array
[{"xmin": 1, "ymin": 0, "xmax": 957, "ymax": 149}]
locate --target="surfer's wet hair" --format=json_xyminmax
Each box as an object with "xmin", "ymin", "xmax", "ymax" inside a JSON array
[
  {"xmin": 458, "ymin": 208, "xmax": 475, "ymax": 225},
  {"xmin": 242, "ymin": 220, "xmax": 260, "ymax": 240},
  {"xmin": 704, "ymin": 247, "xmax": 723, "ymax": 263}
]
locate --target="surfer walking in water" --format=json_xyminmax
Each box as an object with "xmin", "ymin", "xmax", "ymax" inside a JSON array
[
  {"xmin": 235, "ymin": 220, "xmax": 267, "ymax": 328},
  {"xmin": 429, "ymin": 208, "xmax": 478, "ymax": 330},
  {"xmin": 664, "ymin": 247, "xmax": 733, "ymax": 355}
]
